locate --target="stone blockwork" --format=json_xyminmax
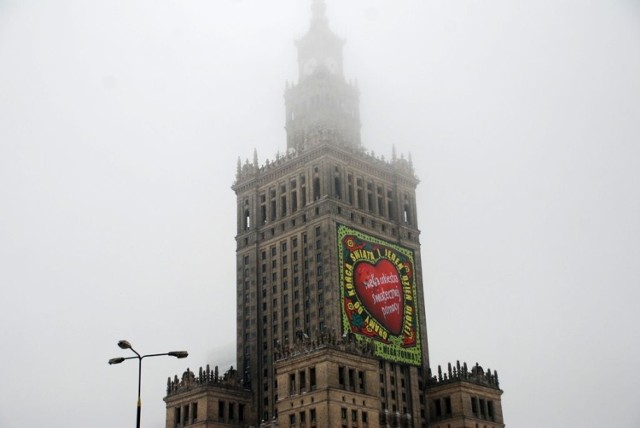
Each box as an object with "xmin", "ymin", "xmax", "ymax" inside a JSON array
[
  {"xmin": 164, "ymin": 366, "xmax": 255, "ymax": 428},
  {"xmin": 163, "ymin": 1, "xmax": 506, "ymax": 427},
  {"xmin": 425, "ymin": 362, "xmax": 504, "ymax": 428},
  {"xmin": 275, "ymin": 339, "xmax": 380, "ymax": 428}
]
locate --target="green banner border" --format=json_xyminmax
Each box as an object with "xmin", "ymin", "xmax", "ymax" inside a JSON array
[{"xmin": 337, "ymin": 223, "xmax": 423, "ymax": 366}]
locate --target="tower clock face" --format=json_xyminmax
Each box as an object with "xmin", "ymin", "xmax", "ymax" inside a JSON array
[
  {"xmin": 325, "ymin": 58, "xmax": 339, "ymax": 74},
  {"xmin": 303, "ymin": 58, "xmax": 317, "ymax": 75}
]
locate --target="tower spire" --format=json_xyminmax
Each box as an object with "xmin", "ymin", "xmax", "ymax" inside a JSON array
[
  {"xmin": 310, "ymin": 0, "xmax": 328, "ymax": 27},
  {"xmin": 286, "ymin": 0, "xmax": 361, "ymax": 151}
]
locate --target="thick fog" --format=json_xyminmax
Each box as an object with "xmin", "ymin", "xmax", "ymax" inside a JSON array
[{"xmin": 1, "ymin": 1, "xmax": 639, "ymax": 427}]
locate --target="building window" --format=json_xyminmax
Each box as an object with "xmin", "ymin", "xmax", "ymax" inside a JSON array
[
  {"xmin": 310, "ymin": 367, "xmax": 316, "ymax": 390},
  {"xmin": 218, "ymin": 400, "xmax": 225, "ymax": 420},
  {"xmin": 313, "ymin": 177, "xmax": 321, "ymax": 200},
  {"xmin": 300, "ymin": 370, "xmax": 306, "ymax": 392},
  {"xmin": 174, "ymin": 407, "xmax": 181, "ymax": 428},
  {"xmin": 292, "ymin": 190, "xmax": 298, "ymax": 212},
  {"xmin": 244, "ymin": 208, "xmax": 251, "ymax": 230},
  {"xmin": 348, "ymin": 368, "xmax": 355, "ymax": 391},
  {"xmin": 289, "ymin": 373, "xmax": 296, "ymax": 395}
]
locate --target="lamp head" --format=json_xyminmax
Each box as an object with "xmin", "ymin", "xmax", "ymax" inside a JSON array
[
  {"xmin": 168, "ymin": 351, "xmax": 189, "ymax": 359},
  {"xmin": 117, "ymin": 340, "xmax": 132, "ymax": 350},
  {"xmin": 108, "ymin": 357, "xmax": 125, "ymax": 365}
]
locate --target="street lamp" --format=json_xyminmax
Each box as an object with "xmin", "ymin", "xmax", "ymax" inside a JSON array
[{"xmin": 109, "ymin": 340, "xmax": 188, "ymax": 428}]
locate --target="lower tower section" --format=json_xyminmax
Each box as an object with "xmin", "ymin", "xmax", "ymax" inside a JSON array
[
  {"xmin": 275, "ymin": 337, "xmax": 381, "ymax": 428},
  {"xmin": 425, "ymin": 362, "xmax": 505, "ymax": 428},
  {"xmin": 164, "ymin": 366, "xmax": 255, "ymax": 428}
]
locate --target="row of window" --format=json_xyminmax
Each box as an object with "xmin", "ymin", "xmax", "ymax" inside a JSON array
[
  {"xmin": 173, "ymin": 402, "xmax": 197, "ymax": 427},
  {"xmin": 431, "ymin": 395, "xmax": 496, "ymax": 421},
  {"xmin": 286, "ymin": 407, "xmax": 370, "ymax": 428},
  {"xmin": 215, "ymin": 400, "xmax": 246, "ymax": 423},
  {"xmin": 340, "ymin": 407, "xmax": 369, "ymax": 425},
  {"xmin": 241, "ymin": 165, "xmax": 417, "ymax": 231},
  {"xmin": 288, "ymin": 408, "xmax": 317, "ymax": 428},
  {"xmin": 338, "ymin": 366, "xmax": 367, "ymax": 394},
  {"xmin": 239, "ymin": 228, "xmax": 326, "ymax": 419},
  {"xmin": 471, "ymin": 396, "xmax": 496, "ymax": 420},
  {"xmin": 432, "ymin": 397, "xmax": 452, "ymax": 419},
  {"xmin": 380, "ymin": 410, "xmax": 413, "ymax": 428},
  {"xmin": 288, "ymin": 367, "xmax": 317, "ymax": 395}
]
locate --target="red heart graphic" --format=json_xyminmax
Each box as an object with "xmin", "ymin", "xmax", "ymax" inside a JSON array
[{"xmin": 354, "ymin": 259, "xmax": 404, "ymax": 336}]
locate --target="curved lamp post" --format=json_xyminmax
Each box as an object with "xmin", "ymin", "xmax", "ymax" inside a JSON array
[{"xmin": 109, "ymin": 340, "xmax": 188, "ymax": 428}]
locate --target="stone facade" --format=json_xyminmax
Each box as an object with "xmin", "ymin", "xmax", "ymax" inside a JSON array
[
  {"xmin": 425, "ymin": 362, "xmax": 504, "ymax": 428},
  {"xmin": 164, "ymin": 1, "xmax": 505, "ymax": 427},
  {"xmin": 164, "ymin": 366, "xmax": 255, "ymax": 428},
  {"xmin": 275, "ymin": 340, "xmax": 380, "ymax": 428}
]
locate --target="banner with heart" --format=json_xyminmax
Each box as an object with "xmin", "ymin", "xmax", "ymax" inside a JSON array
[{"xmin": 337, "ymin": 223, "xmax": 423, "ymax": 366}]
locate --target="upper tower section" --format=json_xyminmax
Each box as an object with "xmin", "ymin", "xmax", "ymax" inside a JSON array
[
  {"xmin": 296, "ymin": 0, "xmax": 344, "ymax": 80},
  {"xmin": 285, "ymin": 0, "xmax": 362, "ymax": 152}
]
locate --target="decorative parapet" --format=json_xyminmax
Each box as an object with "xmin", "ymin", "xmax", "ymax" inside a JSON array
[
  {"xmin": 427, "ymin": 361, "xmax": 500, "ymax": 390},
  {"xmin": 166, "ymin": 364, "xmax": 248, "ymax": 396},
  {"xmin": 274, "ymin": 330, "xmax": 375, "ymax": 362},
  {"xmin": 234, "ymin": 139, "xmax": 416, "ymax": 185}
]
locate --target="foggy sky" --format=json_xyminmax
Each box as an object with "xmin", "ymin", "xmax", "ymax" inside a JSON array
[{"xmin": 1, "ymin": 1, "xmax": 639, "ymax": 427}]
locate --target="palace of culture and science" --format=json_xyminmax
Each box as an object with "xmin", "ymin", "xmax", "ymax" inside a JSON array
[{"xmin": 164, "ymin": 1, "xmax": 505, "ymax": 427}]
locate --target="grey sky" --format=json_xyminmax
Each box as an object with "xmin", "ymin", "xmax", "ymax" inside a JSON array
[{"xmin": 1, "ymin": 1, "xmax": 639, "ymax": 427}]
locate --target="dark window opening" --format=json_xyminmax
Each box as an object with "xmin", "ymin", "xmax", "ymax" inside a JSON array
[
  {"xmin": 243, "ymin": 209, "xmax": 251, "ymax": 230},
  {"xmin": 218, "ymin": 401, "xmax": 225, "ymax": 420},
  {"xmin": 335, "ymin": 176, "xmax": 342, "ymax": 199},
  {"xmin": 434, "ymin": 399, "xmax": 442, "ymax": 417},
  {"xmin": 174, "ymin": 407, "xmax": 181, "ymax": 428},
  {"xmin": 310, "ymin": 367, "xmax": 316, "ymax": 390},
  {"xmin": 289, "ymin": 373, "xmax": 296, "ymax": 395},
  {"xmin": 313, "ymin": 177, "xmax": 321, "ymax": 200}
]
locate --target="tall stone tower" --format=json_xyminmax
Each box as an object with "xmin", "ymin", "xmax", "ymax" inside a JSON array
[
  {"xmin": 164, "ymin": 2, "xmax": 505, "ymax": 427},
  {"xmin": 232, "ymin": 0, "xmax": 429, "ymax": 423}
]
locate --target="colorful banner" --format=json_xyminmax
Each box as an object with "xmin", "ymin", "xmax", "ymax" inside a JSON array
[{"xmin": 337, "ymin": 224, "xmax": 422, "ymax": 366}]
